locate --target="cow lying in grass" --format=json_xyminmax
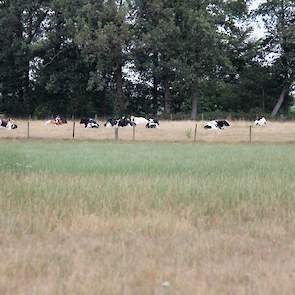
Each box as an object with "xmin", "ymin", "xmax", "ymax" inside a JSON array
[
  {"xmin": 118, "ymin": 117, "xmax": 136, "ymax": 127},
  {"xmin": 204, "ymin": 120, "xmax": 230, "ymax": 130},
  {"xmin": 254, "ymin": 117, "xmax": 267, "ymax": 126},
  {"xmin": 0, "ymin": 118, "xmax": 17, "ymax": 129},
  {"xmin": 80, "ymin": 118, "xmax": 99, "ymax": 128},
  {"xmin": 45, "ymin": 115, "xmax": 67, "ymax": 126},
  {"xmin": 130, "ymin": 116, "xmax": 159, "ymax": 128},
  {"xmin": 104, "ymin": 116, "xmax": 159, "ymax": 128},
  {"xmin": 104, "ymin": 117, "xmax": 136, "ymax": 128},
  {"xmin": 146, "ymin": 118, "xmax": 160, "ymax": 128},
  {"xmin": 131, "ymin": 116, "xmax": 148, "ymax": 125},
  {"xmin": 104, "ymin": 118, "xmax": 118, "ymax": 128}
]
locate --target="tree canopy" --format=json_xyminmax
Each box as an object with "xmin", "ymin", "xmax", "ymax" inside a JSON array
[{"xmin": 0, "ymin": 0, "xmax": 294, "ymax": 118}]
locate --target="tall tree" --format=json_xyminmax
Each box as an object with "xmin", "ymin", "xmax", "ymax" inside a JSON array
[
  {"xmin": 0, "ymin": 0, "xmax": 51, "ymax": 115},
  {"xmin": 256, "ymin": 0, "xmax": 295, "ymax": 116},
  {"xmin": 176, "ymin": 0, "xmax": 231, "ymax": 120},
  {"xmin": 32, "ymin": 0, "xmax": 97, "ymax": 117},
  {"xmin": 74, "ymin": 0, "xmax": 131, "ymax": 116},
  {"xmin": 133, "ymin": 0, "xmax": 181, "ymax": 115}
]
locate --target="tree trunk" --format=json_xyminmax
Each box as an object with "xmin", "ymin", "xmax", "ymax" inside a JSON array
[
  {"xmin": 152, "ymin": 75, "xmax": 158, "ymax": 115},
  {"xmin": 271, "ymin": 86, "xmax": 288, "ymax": 117},
  {"xmin": 164, "ymin": 78, "xmax": 171, "ymax": 114},
  {"xmin": 152, "ymin": 53, "xmax": 159, "ymax": 115},
  {"xmin": 191, "ymin": 81, "xmax": 198, "ymax": 120},
  {"xmin": 262, "ymin": 87, "xmax": 265, "ymax": 112},
  {"xmin": 114, "ymin": 62, "xmax": 124, "ymax": 116},
  {"xmin": 23, "ymin": 58, "xmax": 31, "ymax": 114}
]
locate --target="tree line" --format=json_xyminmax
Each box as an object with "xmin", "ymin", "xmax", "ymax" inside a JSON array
[{"xmin": 0, "ymin": 0, "xmax": 294, "ymax": 119}]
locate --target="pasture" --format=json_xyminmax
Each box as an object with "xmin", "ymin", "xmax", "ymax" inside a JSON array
[
  {"xmin": 1, "ymin": 140, "xmax": 295, "ymax": 294},
  {"xmin": 1, "ymin": 119, "xmax": 295, "ymax": 143}
]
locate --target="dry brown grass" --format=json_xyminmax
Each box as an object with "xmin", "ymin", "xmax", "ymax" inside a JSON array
[
  {"xmin": 1, "ymin": 141, "xmax": 295, "ymax": 294},
  {"xmin": 1, "ymin": 212, "xmax": 295, "ymax": 295},
  {"xmin": 1, "ymin": 119, "xmax": 295, "ymax": 143}
]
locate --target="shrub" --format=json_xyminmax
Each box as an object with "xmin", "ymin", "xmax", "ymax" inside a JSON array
[
  {"xmin": 185, "ymin": 128, "xmax": 192, "ymax": 139},
  {"xmin": 289, "ymin": 105, "xmax": 295, "ymax": 117}
]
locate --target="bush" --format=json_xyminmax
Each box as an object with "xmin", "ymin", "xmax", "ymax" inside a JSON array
[
  {"xmin": 289, "ymin": 105, "xmax": 295, "ymax": 117},
  {"xmin": 33, "ymin": 103, "xmax": 53, "ymax": 119},
  {"xmin": 184, "ymin": 128, "xmax": 192, "ymax": 139}
]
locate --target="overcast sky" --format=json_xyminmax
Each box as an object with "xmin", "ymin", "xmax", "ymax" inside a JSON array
[{"xmin": 250, "ymin": 0, "xmax": 266, "ymax": 39}]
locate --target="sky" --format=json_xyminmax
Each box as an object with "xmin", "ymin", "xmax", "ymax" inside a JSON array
[{"xmin": 250, "ymin": 0, "xmax": 266, "ymax": 39}]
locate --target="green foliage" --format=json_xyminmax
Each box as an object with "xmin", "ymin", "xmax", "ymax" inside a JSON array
[
  {"xmin": 289, "ymin": 105, "xmax": 295, "ymax": 116},
  {"xmin": 256, "ymin": 0, "xmax": 295, "ymax": 93},
  {"xmin": 0, "ymin": 0, "xmax": 293, "ymax": 117},
  {"xmin": 33, "ymin": 103, "xmax": 54, "ymax": 118}
]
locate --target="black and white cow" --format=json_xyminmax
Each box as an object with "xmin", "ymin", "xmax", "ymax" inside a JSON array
[
  {"xmin": 80, "ymin": 118, "xmax": 99, "ymax": 128},
  {"xmin": 146, "ymin": 118, "xmax": 160, "ymax": 128},
  {"xmin": 204, "ymin": 120, "xmax": 230, "ymax": 130},
  {"xmin": 118, "ymin": 117, "xmax": 136, "ymax": 127},
  {"xmin": 131, "ymin": 116, "xmax": 149, "ymax": 125},
  {"xmin": 104, "ymin": 118, "xmax": 118, "ymax": 128},
  {"xmin": 254, "ymin": 117, "xmax": 267, "ymax": 126},
  {"xmin": 104, "ymin": 117, "xmax": 135, "ymax": 128},
  {"xmin": 0, "ymin": 118, "xmax": 17, "ymax": 129},
  {"xmin": 59, "ymin": 115, "xmax": 67, "ymax": 124}
]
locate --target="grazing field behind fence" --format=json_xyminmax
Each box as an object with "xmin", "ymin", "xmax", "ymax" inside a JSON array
[
  {"xmin": 1, "ymin": 141, "xmax": 295, "ymax": 294},
  {"xmin": 1, "ymin": 119, "xmax": 295, "ymax": 143}
]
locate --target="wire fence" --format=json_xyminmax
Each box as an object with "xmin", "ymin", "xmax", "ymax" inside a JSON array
[{"xmin": 1, "ymin": 118, "xmax": 295, "ymax": 144}]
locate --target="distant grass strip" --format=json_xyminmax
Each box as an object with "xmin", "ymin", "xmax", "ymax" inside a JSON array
[{"xmin": 0, "ymin": 140, "xmax": 295, "ymax": 230}]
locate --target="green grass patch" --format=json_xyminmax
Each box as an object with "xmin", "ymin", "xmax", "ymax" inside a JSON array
[{"xmin": 1, "ymin": 140, "xmax": 295, "ymax": 233}]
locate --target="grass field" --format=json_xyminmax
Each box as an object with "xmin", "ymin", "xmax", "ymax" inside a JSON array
[
  {"xmin": 1, "ymin": 140, "xmax": 295, "ymax": 294},
  {"xmin": 1, "ymin": 119, "xmax": 295, "ymax": 143}
]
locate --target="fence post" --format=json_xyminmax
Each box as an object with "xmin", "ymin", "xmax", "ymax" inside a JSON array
[
  {"xmin": 132, "ymin": 125, "xmax": 135, "ymax": 141},
  {"xmin": 194, "ymin": 123, "xmax": 197, "ymax": 143},
  {"xmin": 249, "ymin": 125, "xmax": 252, "ymax": 144},
  {"xmin": 27, "ymin": 115, "xmax": 31, "ymax": 139},
  {"xmin": 72, "ymin": 115, "xmax": 75, "ymax": 139},
  {"xmin": 115, "ymin": 127, "xmax": 119, "ymax": 141},
  {"xmin": 72, "ymin": 121, "xmax": 75, "ymax": 139}
]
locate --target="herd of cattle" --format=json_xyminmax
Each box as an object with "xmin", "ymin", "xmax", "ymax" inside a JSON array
[
  {"xmin": 203, "ymin": 117, "xmax": 266, "ymax": 129},
  {"xmin": 45, "ymin": 115, "xmax": 160, "ymax": 128},
  {"xmin": 0, "ymin": 116, "xmax": 267, "ymax": 130}
]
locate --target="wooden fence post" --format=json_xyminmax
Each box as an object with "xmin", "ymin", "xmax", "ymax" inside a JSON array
[
  {"xmin": 72, "ymin": 121, "xmax": 75, "ymax": 139},
  {"xmin": 249, "ymin": 125, "xmax": 252, "ymax": 144},
  {"xmin": 132, "ymin": 125, "xmax": 135, "ymax": 141},
  {"xmin": 115, "ymin": 127, "xmax": 119, "ymax": 141},
  {"xmin": 27, "ymin": 115, "xmax": 31, "ymax": 139},
  {"xmin": 194, "ymin": 123, "xmax": 197, "ymax": 143},
  {"xmin": 72, "ymin": 115, "xmax": 75, "ymax": 139}
]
